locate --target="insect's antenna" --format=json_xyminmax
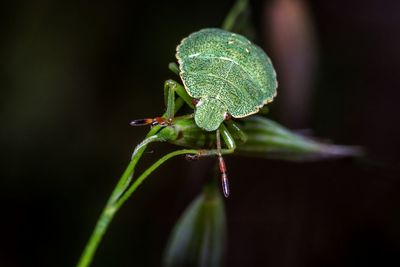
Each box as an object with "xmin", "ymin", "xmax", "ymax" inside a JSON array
[
  {"xmin": 130, "ymin": 118, "xmax": 154, "ymax": 126},
  {"xmin": 130, "ymin": 117, "xmax": 168, "ymax": 127},
  {"xmin": 216, "ymin": 129, "xmax": 229, "ymax": 198}
]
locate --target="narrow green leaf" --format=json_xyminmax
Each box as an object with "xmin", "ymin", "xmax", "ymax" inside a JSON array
[
  {"xmin": 236, "ymin": 116, "xmax": 363, "ymax": 161},
  {"xmin": 163, "ymin": 184, "xmax": 226, "ymax": 267}
]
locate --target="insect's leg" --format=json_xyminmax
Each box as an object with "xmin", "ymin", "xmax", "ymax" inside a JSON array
[
  {"xmin": 168, "ymin": 62, "xmax": 180, "ymax": 76},
  {"xmin": 163, "ymin": 79, "xmax": 194, "ymax": 114},
  {"xmin": 187, "ymin": 148, "xmax": 233, "ymax": 157},
  {"xmin": 216, "ymin": 129, "xmax": 230, "ymax": 198},
  {"xmin": 186, "ymin": 125, "xmax": 236, "ymax": 197},
  {"xmin": 164, "ymin": 80, "xmax": 176, "ymax": 121},
  {"xmin": 219, "ymin": 123, "xmax": 237, "ymax": 150},
  {"xmin": 185, "ymin": 124, "xmax": 236, "ymax": 158},
  {"xmin": 224, "ymin": 120, "xmax": 248, "ymax": 144}
]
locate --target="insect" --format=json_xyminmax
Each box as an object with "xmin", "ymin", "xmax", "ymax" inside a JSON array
[{"xmin": 131, "ymin": 28, "xmax": 277, "ymax": 197}]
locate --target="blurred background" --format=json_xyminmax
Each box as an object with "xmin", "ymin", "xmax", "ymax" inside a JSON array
[{"xmin": 1, "ymin": 0, "xmax": 399, "ymax": 266}]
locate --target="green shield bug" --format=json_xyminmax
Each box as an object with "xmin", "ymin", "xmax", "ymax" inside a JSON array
[
  {"xmin": 177, "ymin": 28, "xmax": 277, "ymax": 131},
  {"xmin": 131, "ymin": 28, "xmax": 277, "ymax": 197}
]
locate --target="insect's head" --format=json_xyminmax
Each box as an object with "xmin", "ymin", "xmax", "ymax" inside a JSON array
[{"xmin": 194, "ymin": 97, "xmax": 227, "ymax": 132}]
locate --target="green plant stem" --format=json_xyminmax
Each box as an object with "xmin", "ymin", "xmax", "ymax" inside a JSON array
[
  {"xmin": 222, "ymin": 0, "xmax": 249, "ymax": 31},
  {"xmin": 108, "ymin": 98, "xmax": 185, "ymax": 204},
  {"xmin": 77, "ymin": 136, "xmax": 163, "ymax": 267},
  {"xmin": 76, "ymin": 203, "xmax": 116, "ymax": 267},
  {"xmin": 109, "ymin": 135, "xmax": 165, "ymax": 204},
  {"xmin": 77, "ymin": 148, "xmax": 198, "ymax": 267},
  {"xmin": 77, "ymin": 99, "xmax": 186, "ymax": 267},
  {"xmin": 115, "ymin": 149, "xmax": 198, "ymax": 208},
  {"xmin": 115, "ymin": 149, "xmax": 198, "ymax": 209},
  {"xmin": 77, "ymin": 0, "xmax": 249, "ymax": 264}
]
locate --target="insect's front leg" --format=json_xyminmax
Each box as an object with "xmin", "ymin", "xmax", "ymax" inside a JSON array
[
  {"xmin": 168, "ymin": 62, "xmax": 180, "ymax": 76},
  {"xmin": 163, "ymin": 79, "xmax": 194, "ymax": 121}
]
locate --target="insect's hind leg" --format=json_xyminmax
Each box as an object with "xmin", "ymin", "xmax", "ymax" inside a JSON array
[
  {"xmin": 186, "ymin": 124, "xmax": 236, "ymax": 198},
  {"xmin": 216, "ymin": 129, "xmax": 230, "ymax": 198}
]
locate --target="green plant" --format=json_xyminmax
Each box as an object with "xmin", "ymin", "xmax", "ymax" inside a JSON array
[{"xmin": 76, "ymin": 1, "xmax": 361, "ymax": 266}]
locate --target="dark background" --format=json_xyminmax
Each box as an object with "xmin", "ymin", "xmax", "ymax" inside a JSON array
[{"xmin": 1, "ymin": 0, "xmax": 399, "ymax": 266}]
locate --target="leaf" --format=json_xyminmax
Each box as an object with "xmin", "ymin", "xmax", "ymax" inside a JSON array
[
  {"xmin": 163, "ymin": 184, "xmax": 226, "ymax": 267},
  {"xmin": 236, "ymin": 116, "xmax": 363, "ymax": 161}
]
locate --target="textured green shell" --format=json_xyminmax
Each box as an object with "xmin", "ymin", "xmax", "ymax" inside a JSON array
[{"xmin": 176, "ymin": 28, "xmax": 277, "ymax": 131}]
